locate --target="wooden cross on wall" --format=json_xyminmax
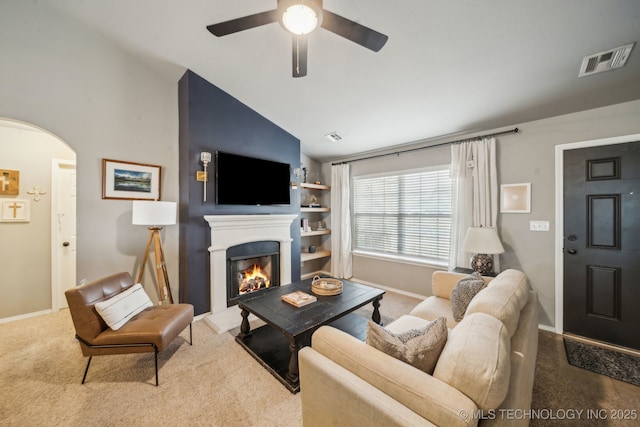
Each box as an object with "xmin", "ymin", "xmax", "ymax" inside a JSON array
[
  {"xmin": 1, "ymin": 199, "xmax": 29, "ymax": 222},
  {"xmin": 8, "ymin": 202, "xmax": 22, "ymax": 218}
]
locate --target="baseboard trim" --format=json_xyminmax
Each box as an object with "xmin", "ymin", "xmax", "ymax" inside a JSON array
[
  {"xmin": 0, "ymin": 309, "xmax": 53, "ymax": 324},
  {"xmin": 301, "ymin": 270, "xmax": 332, "ymax": 280},
  {"xmin": 538, "ymin": 323, "xmax": 555, "ymax": 333},
  {"xmin": 348, "ymin": 277, "xmax": 427, "ymax": 300}
]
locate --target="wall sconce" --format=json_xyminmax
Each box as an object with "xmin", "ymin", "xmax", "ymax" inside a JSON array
[
  {"xmin": 197, "ymin": 152, "xmax": 212, "ymax": 202},
  {"xmin": 291, "ymin": 167, "xmax": 301, "ymax": 189}
]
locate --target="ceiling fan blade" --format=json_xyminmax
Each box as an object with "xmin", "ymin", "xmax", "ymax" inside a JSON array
[
  {"xmin": 207, "ymin": 9, "xmax": 280, "ymax": 37},
  {"xmin": 292, "ymin": 36, "xmax": 308, "ymax": 78},
  {"xmin": 320, "ymin": 10, "xmax": 388, "ymax": 52}
]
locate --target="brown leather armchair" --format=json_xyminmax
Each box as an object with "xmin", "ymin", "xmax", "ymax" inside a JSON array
[{"xmin": 65, "ymin": 272, "xmax": 194, "ymax": 386}]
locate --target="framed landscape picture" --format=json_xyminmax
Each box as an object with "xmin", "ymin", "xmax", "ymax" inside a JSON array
[{"xmin": 102, "ymin": 159, "xmax": 162, "ymax": 200}]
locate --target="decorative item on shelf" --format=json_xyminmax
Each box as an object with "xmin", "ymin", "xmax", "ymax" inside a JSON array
[
  {"xmin": 461, "ymin": 226, "xmax": 505, "ymax": 275},
  {"xmin": 26, "ymin": 185, "xmax": 47, "ymax": 202},
  {"xmin": 302, "ymin": 167, "xmax": 308, "ymax": 183},
  {"xmin": 312, "ymin": 171, "xmax": 322, "ymax": 185},
  {"xmin": 197, "ymin": 152, "xmax": 212, "ymax": 202},
  {"xmin": 0, "ymin": 169, "xmax": 19, "ymax": 195},
  {"xmin": 301, "ymin": 217, "xmax": 310, "ymax": 232},
  {"xmin": 311, "ymin": 275, "xmax": 343, "ymax": 296},
  {"xmin": 308, "ymin": 245, "xmax": 316, "ymax": 253},
  {"xmin": 132, "ymin": 200, "xmax": 177, "ymax": 304},
  {"xmin": 302, "ymin": 193, "xmax": 320, "ymax": 207},
  {"xmin": 316, "ymin": 220, "xmax": 326, "ymax": 231}
]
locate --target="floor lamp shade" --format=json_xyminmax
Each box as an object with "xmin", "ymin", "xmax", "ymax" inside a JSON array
[
  {"xmin": 132, "ymin": 201, "xmax": 176, "ymax": 226},
  {"xmin": 462, "ymin": 227, "xmax": 505, "ymax": 274},
  {"xmin": 132, "ymin": 200, "xmax": 177, "ymax": 304}
]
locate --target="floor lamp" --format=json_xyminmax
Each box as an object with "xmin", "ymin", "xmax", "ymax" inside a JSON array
[{"xmin": 132, "ymin": 200, "xmax": 177, "ymax": 304}]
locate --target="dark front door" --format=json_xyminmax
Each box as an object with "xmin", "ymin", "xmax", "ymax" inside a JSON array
[{"xmin": 563, "ymin": 141, "xmax": 640, "ymax": 350}]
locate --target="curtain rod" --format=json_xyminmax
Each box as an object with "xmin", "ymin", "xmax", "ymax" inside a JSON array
[{"xmin": 331, "ymin": 127, "xmax": 520, "ymax": 166}]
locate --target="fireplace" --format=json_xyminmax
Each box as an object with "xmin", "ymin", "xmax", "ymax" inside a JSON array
[
  {"xmin": 227, "ymin": 241, "xmax": 280, "ymax": 306},
  {"xmin": 203, "ymin": 214, "xmax": 297, "ymax": 333}
]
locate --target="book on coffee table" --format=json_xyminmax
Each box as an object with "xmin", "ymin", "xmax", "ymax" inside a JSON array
[{"xmin": 281, "ymin": 290, "xmax": 317, "ymax": 307}]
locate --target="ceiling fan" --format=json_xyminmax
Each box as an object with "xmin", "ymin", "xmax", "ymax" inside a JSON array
[{"xmin": 207, "ymin": 0, "xmax": 388, "ymax": 77}]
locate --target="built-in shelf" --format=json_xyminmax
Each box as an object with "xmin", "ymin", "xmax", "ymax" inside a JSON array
[
  {"xmin": 300, "ymin": 182, "xmax": 330, "ymax": 190},
  {"xmin": 300, "ymin": 180, "xmax": 331, "ymax": 272},
  {"xmin": 301, "ymin": 207, "xmax": 330, "ymax": 212},
  {"xmin": 301, "ymin": 229, "xmax": 331, "ymax": 237},
  {"xmin": 301, "ymin": 250, "xmax": 331, "ymax": 262}
]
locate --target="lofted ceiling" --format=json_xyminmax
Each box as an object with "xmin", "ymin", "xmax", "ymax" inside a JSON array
[{"xmin": 43, "ymin": 0, "xmax": 640, "ymax": 162}]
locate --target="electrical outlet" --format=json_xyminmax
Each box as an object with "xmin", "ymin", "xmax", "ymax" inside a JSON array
[{"xmin": 530, "ymin": 221, "xmax": 549, "ymax": 232}]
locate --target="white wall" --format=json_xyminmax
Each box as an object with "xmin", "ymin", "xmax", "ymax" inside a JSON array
[
  {"xmin": 0, "ymin": 0, "xmax": 181, "ymax": 317},
  {"xmin": 337, "ymin": 99, "xmax": 640, "ymax": 327},
  {"xmin": 0, "ymin": 123, "xmax": 75, "ymax": 317}
]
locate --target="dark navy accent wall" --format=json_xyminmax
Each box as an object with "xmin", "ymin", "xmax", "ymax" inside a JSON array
[{"xmin": 178, "ymin": 70, "xmax": 301, "ymax": 315}]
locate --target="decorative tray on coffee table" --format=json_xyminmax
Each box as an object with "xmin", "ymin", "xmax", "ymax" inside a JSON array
[{"xmin": 311, "ymin": 276, "xmax": 343, "ymax": 296}]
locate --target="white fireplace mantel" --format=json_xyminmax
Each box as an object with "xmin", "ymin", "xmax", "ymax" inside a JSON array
[{"xmin": 203, "ymin": 214, "xmax": 297, "ymax": 333}]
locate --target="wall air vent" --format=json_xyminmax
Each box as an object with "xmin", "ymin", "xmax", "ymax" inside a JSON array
[
  {"xmin": 579, "ymin": 43, "xmax": 634, "ymax": 77},
  {"xmin": 325, "ymin": 132, "xmax": 343, "ymax": 142}
]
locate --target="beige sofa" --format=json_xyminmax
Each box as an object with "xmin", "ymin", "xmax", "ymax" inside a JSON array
[{"xmin": 299, "ymin": 269, "xmax": 538, "ymax": 427}]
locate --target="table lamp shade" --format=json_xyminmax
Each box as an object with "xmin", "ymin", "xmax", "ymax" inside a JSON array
[
  {"xmin": 132, "ymin": 201, "xmax": 176, "ymax": 226},
  {"xmin": 462, "ymin": 227, "xmax": 505, "ymax": 254}
]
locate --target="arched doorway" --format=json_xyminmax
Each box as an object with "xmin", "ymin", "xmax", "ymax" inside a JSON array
[{"xmin": 0, "ymin": 118, "xmax": 76, "ymax": 320}]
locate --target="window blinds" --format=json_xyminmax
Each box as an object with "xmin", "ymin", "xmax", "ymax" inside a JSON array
[{"xmin": 353, "ymin": 167, "xmax": 451, "ymax": 264}]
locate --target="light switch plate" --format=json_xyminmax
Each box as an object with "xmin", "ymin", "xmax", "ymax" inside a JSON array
[{"xmin": 530, "ymin": 220, "xmax": 549, "ymax": 231}]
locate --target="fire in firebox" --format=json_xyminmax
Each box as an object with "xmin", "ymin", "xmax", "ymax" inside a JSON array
[{"xmin": 238, "ymin": 264, "xmax": 271, "ymax": 295}]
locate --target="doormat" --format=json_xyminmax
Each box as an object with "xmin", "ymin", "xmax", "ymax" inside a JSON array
[{"xmin": 563, "ymin": 338, "xmax": 640, "ymax": 386}]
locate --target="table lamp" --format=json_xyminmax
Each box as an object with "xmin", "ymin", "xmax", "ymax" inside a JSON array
[
  {"xmin": 461, "ymin": 226, "xmax": 505, "ymax": 274},
  {"xmin": 132, "ymin": 200, "xmax": 177, "ymax": 304}
]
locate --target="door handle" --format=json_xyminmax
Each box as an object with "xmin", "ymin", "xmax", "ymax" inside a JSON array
[
  {"xmin": 63, "ymin": 242, "xmax": 70, "ymax": 247},
  {"xmin": 567, "ymin": 248, "xmax": 577, "ymax": 255}
]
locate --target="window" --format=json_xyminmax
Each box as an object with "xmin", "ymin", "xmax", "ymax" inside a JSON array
[{"xmin": 353, "ymin": 166, "xmax": 451, "ymax": 266}]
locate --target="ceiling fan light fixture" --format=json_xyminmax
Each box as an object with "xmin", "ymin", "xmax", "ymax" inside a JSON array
[{"xmin": 282, "ymin": 4, "xmax": 320, "ymax": 35}]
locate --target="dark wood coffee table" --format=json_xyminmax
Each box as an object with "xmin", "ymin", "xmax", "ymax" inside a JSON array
[{"xmin": 235, "ymin": 277, "xmax": 384, "ymax": 393}]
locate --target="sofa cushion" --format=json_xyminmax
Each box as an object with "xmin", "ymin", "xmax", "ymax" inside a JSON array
[
  {"xmin": 366, "ymin": 317, "xmax": 447, "ymax": 374},
  {"xmin": 433, "ymin": 312, "xmax": 511, "ymax": 411},
  {"xmin": 409, "ymin": 297, "xmax": 459, "ymax": 328},
  {"xmin": 450, "ymin": 272, "xmax": 487, "ymax": 321},
  {"xmin": 94, "ymin": 283, "xmax": 153, "ymax": 330},
  {"xmin": 465, "ymin": 269, "xmax": 529, "ymax": 337}
]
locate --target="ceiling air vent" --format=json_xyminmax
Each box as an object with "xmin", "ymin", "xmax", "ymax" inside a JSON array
[
  {"xmin": 579, "ymin": 43, "xmax": 635, "ymax": 77},
  {"xmin": 325, "ymin": 132, "xmax": 343, "ymax": 142}
]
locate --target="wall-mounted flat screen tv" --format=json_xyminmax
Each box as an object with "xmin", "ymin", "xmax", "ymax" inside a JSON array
[{"xmin": 215, "ymin": 150, "xmax": 291, "ymax": 206}]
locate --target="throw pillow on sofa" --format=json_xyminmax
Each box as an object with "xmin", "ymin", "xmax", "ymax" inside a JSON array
[
  {"xmin": 366, "ymin": 317, "xmax": 447, "ymax": 374},
  {"xmin": 94, "ymin": 283, "xmax": 153, "ymax": 330},
  {"xmin": 450, "ymin": 272, "xmax": 486, "ymax": 321}
]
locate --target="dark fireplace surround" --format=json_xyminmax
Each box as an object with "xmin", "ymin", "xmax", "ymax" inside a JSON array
[{"xmin": 227, "ymin": 241, "xmax": 280, "ymax": 307}]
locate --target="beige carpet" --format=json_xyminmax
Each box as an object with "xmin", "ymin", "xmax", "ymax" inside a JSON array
[
  {"xmin": 0, "ymin": 309, "xmax": 301, "ymax": 426},
  {"xmin": 2, "ymin": 290, "xmax": 638, "ymax": 426}
]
